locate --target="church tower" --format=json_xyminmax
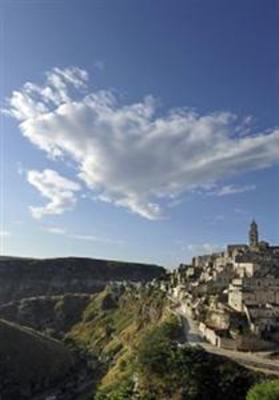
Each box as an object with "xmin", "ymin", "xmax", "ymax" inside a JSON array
[{"xmin": 249, "ymin": 220, "xmax": 259, "ymax": 248}]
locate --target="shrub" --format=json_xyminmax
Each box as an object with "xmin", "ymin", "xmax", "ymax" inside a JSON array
[
  {"xmin": 246, "ymin": 380, "xmax": 279, "ymax": 400},
  {"xmin": 136, "ymin": 322, "xmax": 257, "ymax": 400}
]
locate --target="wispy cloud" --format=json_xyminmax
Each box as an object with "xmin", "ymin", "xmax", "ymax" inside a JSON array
[
  {"xmin": 94, "ymin": 60, "xmax": 105, "ymax": 71},
  {"xmin": 204, "ymin": 214, "xmax": 225, "ymax": 225},
  {"xmin": 68, "ymin": 233, "xmax": 125, "ymax": 245},
  {"xmin": 4, "ymin": 66, "xmax": 279, "ymax": 219},
  {"xmin": 234, "ymin": 208, "xmax": 249, "ymax": 215},
  {"xmin": 41, "ymin": 226, "xmax": 125, "ymax": 245},
  {"xmin": 27, "ymin": 169, "xmax": 81, "ymax": 219},
  {"xmin": 42, "ymin": 226, "xmax": 66, "ymax": 235},
  {"xmin": 209, "ymin": 184, "xmax": 256, "ymax": 197}
]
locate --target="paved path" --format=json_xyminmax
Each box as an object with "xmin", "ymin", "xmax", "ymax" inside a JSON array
[
  {"xmin": 171, "ymin": 303, "xmax": 279, "ymax": 376},
  {"xmin": 178, "ymin": 307, "xmax": 204, "ymax": 345}
]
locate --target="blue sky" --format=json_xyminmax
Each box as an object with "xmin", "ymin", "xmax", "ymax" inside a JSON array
[{"xmin": 1, "ymin": 0, "xmax": 279, "ymax": 267}]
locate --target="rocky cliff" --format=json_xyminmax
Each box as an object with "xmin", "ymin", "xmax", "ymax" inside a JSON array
[{"xmin": 0, "ymin": 256, "xmax": 165, "ymax": 304}]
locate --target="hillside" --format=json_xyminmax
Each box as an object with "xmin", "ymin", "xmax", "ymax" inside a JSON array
[
  {"xmin": 0, "ymin": 256, "xmax": 165, "ymax": 304},
  {"xmin": 66, "ymin": 285, "xmax": 260, "ymax": 399},
  {"xmin": 0, "ymin": 293, "xmax": 93, "ymax": 338},
  {"xmin": 0, "ymin": 283, "xmax": 264, "ymax": 399},
  {"xmin": 0, "ymin": 319, "xmax": 75, "ymax": 399},
  {"xmin": 68, "ymin": 284, "xmax": 175, "ymax": 396}
]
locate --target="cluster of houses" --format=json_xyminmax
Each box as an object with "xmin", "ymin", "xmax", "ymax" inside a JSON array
[{"xmin": 168, "ymin": 221, "xmax": 279, "ymax": 351}]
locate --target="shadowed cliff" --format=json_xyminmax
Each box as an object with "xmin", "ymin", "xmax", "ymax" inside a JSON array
[{"xmin": 0, "ymin": 256, "xmax": 165, "ymax": 304}]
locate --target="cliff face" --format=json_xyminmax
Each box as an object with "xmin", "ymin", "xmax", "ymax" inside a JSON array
[{"xmin": 0, "ymin": 256, "xmax": 165, "ymax": 305}]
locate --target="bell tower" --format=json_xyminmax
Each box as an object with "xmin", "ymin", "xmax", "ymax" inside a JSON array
[{"xmin": 249, "ymin": 220, "xmax": 259, "ymax": 248}]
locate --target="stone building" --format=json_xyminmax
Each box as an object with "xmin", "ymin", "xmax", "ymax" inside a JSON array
[
  {"xmin": 172, "ymin": 220, "xmax": 279, "ymax": 351},
  {"xmin": 228, "ymin": 277, "xmax": 279, "ymax": 312}
]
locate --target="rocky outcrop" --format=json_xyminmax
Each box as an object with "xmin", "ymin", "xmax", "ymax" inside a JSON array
[{"xmin": 0, "ymin": 256, "xmax": 165, "ymax": 304}]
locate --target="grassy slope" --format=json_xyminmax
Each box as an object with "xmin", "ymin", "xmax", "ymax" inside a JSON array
[
  {"xmin": 0, "ymin": 319, "xmax": 75, "ymax": 398},
  {"xmin": 68, "ymin": 285, "xmax": 171, "ymax": 394}
]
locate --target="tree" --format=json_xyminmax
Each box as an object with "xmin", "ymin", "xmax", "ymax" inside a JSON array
[{"xmin": 246, "ymin": 380, "xmax": 279, "ymax": 400}]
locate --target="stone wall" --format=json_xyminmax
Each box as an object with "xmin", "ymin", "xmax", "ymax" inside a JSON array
[{"xmin": 236, "ymin": 335, "xmax": 277, "ymax": 352}]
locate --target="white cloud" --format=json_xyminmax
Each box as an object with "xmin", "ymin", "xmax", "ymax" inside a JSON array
[
  {"xmin": 27, "ymin": 169, "xmax": 81, "ymax": 219},
  {"xmin": 4, "ymin": 67, "xmax": 88, "ymax": 121},
  {"xmin": 210, "ymin": 184, "xmax": 256, "ymax": 196},
  {"xmin": 5, "ymin": 66, "xmax": 279, "ymax": 219},
  {"xmin": 68, "ymin": 233, "xmax": 125, "ymax": 245},
  {"xmin": 42, "ymin": 226, "xmax": 67, "ymax": 235},
  {"xmin": 0, "ymin": 231, "xmax": 11, "ymax": 238}
]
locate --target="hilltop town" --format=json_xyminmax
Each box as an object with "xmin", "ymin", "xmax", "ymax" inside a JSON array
[
  {"xmin": 1, "ymin": 226, "xmax": 279, "ymax": 399},
  {"xmin": 166, "ymin": 221, "xmax": 279, "ymax": 352}
]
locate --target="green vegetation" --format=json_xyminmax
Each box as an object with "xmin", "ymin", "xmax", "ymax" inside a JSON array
[
  {"xmin": 136, "ymin": 327, "xmax": 257, "ymax": 400},
  {"xmin": 66, "ymin": 285, "xmax": 260, "ymax": 400},
  {"xmin": 91, "ymin": 309, "xmax": 258, "ymax": 399},
  {"xmin": 0, "ymin": 282, "xmax": 266, "ymax": 400},
  {"xmin": 246, "ymin": 380, "xmax": 279, "ymax": 400},
  {"xmin": 69, "ymin": 285, "xmax": 168, "ymax": 356},
  {"xmin": 67, "ymin": 285, "xmax": 172, "ymax": 397}
]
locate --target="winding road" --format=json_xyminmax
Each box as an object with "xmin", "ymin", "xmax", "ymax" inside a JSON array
[{"xmin": 172, "ymin": 303, "xmax": 279, "ymax": 376}]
